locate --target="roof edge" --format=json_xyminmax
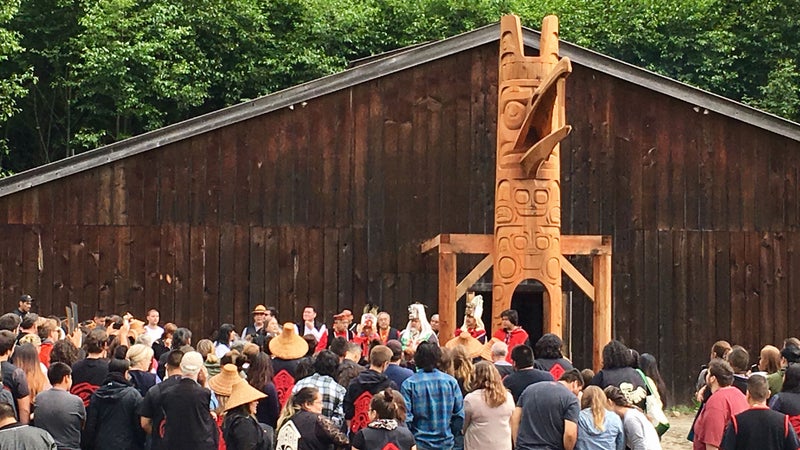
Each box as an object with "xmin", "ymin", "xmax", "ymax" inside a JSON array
[{"xmin": 2, "ymin": 21, "xmax": 799, "ymax": 198}]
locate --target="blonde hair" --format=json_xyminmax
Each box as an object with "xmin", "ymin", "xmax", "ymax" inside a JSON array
[
  {"xmin": 451, "ymin": 345, "xmax": 473, "ymax": 392},
  {"xmin": 470, "ymin": 361, "xmax": 507, "ymax": 408},
  {"xmin": 581, "ymin": 386, "xmax": 607, "ymax": 431},
  {"xmin": 126, "ymin": 344, "xmax": 154, "ymax": 370},
  {"xmin": 215, "ymin": 394, "xmax": 230, "ymax": 416}
]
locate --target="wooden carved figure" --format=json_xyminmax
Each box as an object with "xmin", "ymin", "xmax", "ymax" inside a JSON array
[{"xmin": 492, "ymin": 15, "xmax": 572, "ymax": 334}]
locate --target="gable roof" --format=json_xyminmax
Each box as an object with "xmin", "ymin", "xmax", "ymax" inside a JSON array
[{"xmin": 1, "ymin": 22, "xmax": 799, "ymax": 198}]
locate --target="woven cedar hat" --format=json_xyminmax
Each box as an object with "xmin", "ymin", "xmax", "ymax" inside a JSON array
[
  {"xmin": 252, "ymin": 305, "xmax": 268, "ymax": 314},
  {"xmin": 480, "ymin": 337, "xmax": 505, "ymax": 361},
  {"xmin": 208, "ymin": 363, "xmax": 244, "ymax": 397},
  {"xmin": 224, "ymin": 378, "xmax": 267, "ymax": 411},
  {"xmin": 445, "ymin": 331, "xmax": 484, "ymax": 358},
  {"xmin": 268, "ymin": 323, "xmax": 307, "ymax": 360}
]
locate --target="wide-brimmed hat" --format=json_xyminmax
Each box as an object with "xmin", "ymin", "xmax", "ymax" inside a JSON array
[
  {"xmin": 224, "ymin": 378, "xmax": 267, "ymax": 411},
  {"xmin": 480, "ymin": 337, "xmax": 504, "ymax": 361},
  {"xmin": 334, "ymin": 309, "xmax": 353, "ymax": 321},
  {"xmin": 446, "ymin": 331, "xmax": 484, "ymax": 358},
  {"xmin": 252, "ymin": 305, "xmax": 268, "ymax": 315},
  {"xmin": 208, "ymin": 364, "xmax": 244, "ymax": 396},
  {"xmin": 268, "ymin": 323, "xmax": 307, "ymax": 360}
]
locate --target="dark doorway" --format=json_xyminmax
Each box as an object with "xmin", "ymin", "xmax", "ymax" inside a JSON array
[{"xmin": 469, "ymin": 281, "xmax": 544, "ymax": 343}]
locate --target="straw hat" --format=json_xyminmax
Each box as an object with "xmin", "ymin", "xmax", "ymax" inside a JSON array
[
  {"xmin": 480, "ymin": 337, "xmax": 504, "ymax": 361},
  {"xmin": 445, "ymin": 331, "xmax": 484, "ymax": 358},
  {"xmin": 224, "ymin": 378, "xmax": 267, "ymax": 412},
  {"xmin": 252, "ymin": 305, "xmax": 268, "ymax": 315},
  {"xmin": 208, "ymin": 364, "xmax": 244, "ymax": 397},
  {"xmin": 268, "ymin": 323, "xmax": 307, "ymax": 360}
]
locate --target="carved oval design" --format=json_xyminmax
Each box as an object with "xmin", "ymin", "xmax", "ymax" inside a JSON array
[
  {"xmin": 513, "ymin": 236, "xmax": 527, "ymax": 250},
  {"xmin": 546, "ymin": 257, "xmax": 560, "ymax": 280},
  {"xmin": 514, "ymin": 189, "xmax": 530, "ymax": 205},
  {"xmin": 535, "ymin": 235, "xmax": 549, "ymax": 250},
  {"xmin": 498, "ymin": 257, "xmax": 517, "ymax": 278},
  {"xmin": 496, "ymin": 206, "xmax": 513, "ymax": 224},
  {"xmin": 497, "ymin": 181, "xmax": 512, "ymax": 201},
  {"xmin": 503, "ymin": 101, "xmax": 526, "ymax": 130},
  {"xmin": 534, "ymin": 189, "xmax": 549, "ymax": 204}
]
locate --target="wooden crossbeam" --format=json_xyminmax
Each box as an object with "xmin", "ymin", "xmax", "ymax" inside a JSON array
[
  {"xmin": 420, "ymin": 234, "xmax": 493, "ymax": 254},
  {"xmin": 561, "ymin": 235, "xmax": 612, "ymax": 255},
  {"xmin": 559, "ymin": 255, "xmax": 595, "ymax": 301},
  {"xmin": 456, "ymin": 254, "xmax": 493, "ymax": 300}
]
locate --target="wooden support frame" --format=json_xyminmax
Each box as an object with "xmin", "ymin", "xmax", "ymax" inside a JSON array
[{"xmin": 422, "ymin": 233, "xmax": 612, "ymax": 370}]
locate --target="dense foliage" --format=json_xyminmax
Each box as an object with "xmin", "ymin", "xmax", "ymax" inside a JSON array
[{"xmin": 0, "ymin": 0, "xmax": 798, "ymax": 174}]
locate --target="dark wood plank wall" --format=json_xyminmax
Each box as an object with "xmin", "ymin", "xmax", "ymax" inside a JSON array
[{"xmin": 0, "ymin": 42, "xmax": 799, "ymax": 402}]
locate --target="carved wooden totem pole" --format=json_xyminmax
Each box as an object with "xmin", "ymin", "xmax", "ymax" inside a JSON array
[{"xmin": 492, "ymin": 15, "xmax": 572, "ymax": 334}]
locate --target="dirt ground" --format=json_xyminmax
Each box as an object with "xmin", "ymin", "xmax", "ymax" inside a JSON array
[{"xmin": 661, "ymin": 412, "xmax": 694, "ymax": 450}]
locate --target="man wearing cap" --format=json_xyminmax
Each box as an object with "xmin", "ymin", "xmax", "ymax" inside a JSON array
[
  {"xmin": 160, "ymin": 351, "xmax": 218, "ymax": 450},
  {"xmin": 242, "ymin": 305, "xmax": 270, "ymax": 339},
  {"xmin": 330, "ymin": 311, "xmax": 355, "ymax": 343},
  {"xmin": 11, "ymin": 295, "xmax": 33, "ymax": 319}
]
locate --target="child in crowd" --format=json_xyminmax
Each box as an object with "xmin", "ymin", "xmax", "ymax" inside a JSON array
[{"xmin": 350, "ymin": 388, "xmax": 415, "ymax": 450}]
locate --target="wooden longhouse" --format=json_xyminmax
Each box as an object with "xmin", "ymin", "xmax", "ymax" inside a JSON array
[{"xmin": 1, "ymin": 23, "xmax": 799, "ymax": 402}]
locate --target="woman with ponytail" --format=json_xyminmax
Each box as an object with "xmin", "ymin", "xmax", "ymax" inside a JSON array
[
  {"xmin": 604, "ymin": 386, "xmax": 662, "ymax": 450},
  {"xmin": 351, "ymin": 388, "xmax": 416, "ymax": 450},
  {"xmin": 462, "ymin": 361, "xmax": 514, "ymax": 450},
  {"xmin": 576, "ymin": 385, "xmax": 624, "ymax": 450},
  {"xmin": 275, "ymin": 387, "xmax": 348, "ymax": 450}
]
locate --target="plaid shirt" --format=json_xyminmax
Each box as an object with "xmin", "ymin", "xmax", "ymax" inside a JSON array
[
  {"xmin": 292, "ymin": 373, "xmax": 346, "ymax": 428},
  {"xmin": 400, "ymin": 369, "xmax": 464, "ymax": 450}
]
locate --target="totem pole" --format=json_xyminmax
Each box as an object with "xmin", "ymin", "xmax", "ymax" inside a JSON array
[{"xmin": 492, "ymin": 15, "xmax": 572, "ymax": 335}]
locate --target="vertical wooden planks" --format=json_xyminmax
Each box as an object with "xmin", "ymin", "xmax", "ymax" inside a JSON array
[
  {"xmin": 203, "ymin": 226, "xmax": 221, "ymax": 336},
  {"xmin": 759, "ymin": 232, "xmax": 774, "ymax": 347},
  {"xmin": 173, "ymin": 224, "xmax": 190, "ymax": 327},
  {"xmin": 232, "ymin": 225, "xmax": 249, "ymax": 328},
  {"xmin": 323, "ymin": 228, "xmax": 339, "ymax": 313},
  {"xmin": 249, "ymin": 227, "xmax": 266, "ymax": 311},
  {"xmin": 729, "ymin": 232, "xmax": 746, "ymax": 345},
  {"xmin": 263, "ymin": 228, "xmax": 279, "ymax": 312},
  {"xmin": 656, "ymin": 230, "xmax": 674, "ymax": 404},
  {"xmin": 218, "ymin": 224, "xmax": 236, "ymax": 325},
  {"xmin": 773, "ymin": 233, "xmax": 788, "ymax": 342},
  {"xmin": 307, "ymin": 228, "xmax": 324, "ymax": 314},
  {"xmin": 714, "ymin": 232, "xmax": 731, "ymax": 341},
  {"xmin": 128, "ymin": 227, "xmax": 147, "ymax": 315},
  {"xmin": 96, "ymin": 227, "xmax": 115, "ymax": 312}
]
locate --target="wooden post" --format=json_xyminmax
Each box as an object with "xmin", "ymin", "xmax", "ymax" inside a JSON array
[
  {"xmin": 592, "ymin": 252, "xmax": 612, "ymax": 371},
  {"xmin": 438, "ymin": 250, "xmax": 457, "ymax": 345}
]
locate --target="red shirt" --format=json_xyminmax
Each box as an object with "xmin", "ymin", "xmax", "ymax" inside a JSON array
[
  {"xmin": 693, "ymin": 385, "xmax": 749, "ymax": 450},
  {"xmin": 492, "ymin": 327, "xmax": 528, "ymax": 363}
]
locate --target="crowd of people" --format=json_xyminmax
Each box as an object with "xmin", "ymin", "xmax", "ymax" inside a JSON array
[{"xmin": 1, "ymin": 293, "xmax": 797, "ymax": 450}]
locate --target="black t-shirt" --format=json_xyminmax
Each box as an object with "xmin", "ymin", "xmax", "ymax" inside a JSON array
[
  {"xmin": 70, "ymin": 358, "xmax": 108, "ymax": 407},
  {"xmin": 721, "ymin": 407, "xmax": 799, "ymax": 450},
  {"xmin": 160, "ymin": 377, "xmax": 218, "ymax": 450},
  {"xmin": 502, "ymin": 368, "xmax": 554, "ymax": 403},
  {"xmin": 137, "ymin": 374, "xmax": 182, "ymax": 450},
  {"xmin": 351, "ymin": 424, "xmax": 416, "ymax": 450}
]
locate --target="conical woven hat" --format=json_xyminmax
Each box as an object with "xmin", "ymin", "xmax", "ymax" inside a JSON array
[
  {"xmin": 445, "ymin": 331, "xmax": 484, "ymax": 358},
  {"xmin": 208, "ymin": 364, "xmax": 243, "ymax": 396},
  {"xmin": 268, "ymin": 323, "xmax": 307, "ymax": 360},
  {"xmin": 224, "ymin": 378, "xmax": 267, "ymax": 411}
]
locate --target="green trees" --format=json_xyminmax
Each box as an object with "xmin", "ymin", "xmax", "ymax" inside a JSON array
[{"xmin": 0, "ymin": 0, "xmax": 798, "ymax": 174}]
